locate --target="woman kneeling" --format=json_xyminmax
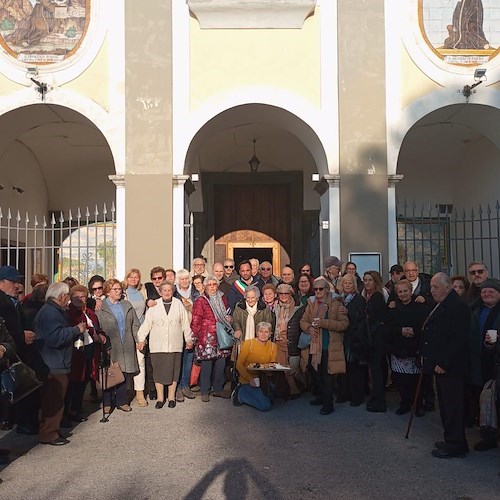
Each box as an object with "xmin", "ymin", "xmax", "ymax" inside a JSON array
[{"xmin": 234, "ymin": 322, "xmax": 277, "ymax": 411}]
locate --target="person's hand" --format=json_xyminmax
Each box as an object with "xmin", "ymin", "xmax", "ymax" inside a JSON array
[
  {"xmin": 308, "ymin": 326, "xmax": 319, "ymax": 339},
  {"xmin": 94, "ymin": 299, "xmax": 103, "ymax": 311},
  {"xmin": 434, "ymin": 365, "xmax": 446, "ymax": 375},
  {"xmin": 225, "ymin": 315, "xmax": 232, "ymax": 324},
  {"xmin": 77, "ymin": 322, "xmax": 87, "ymax": 334},
  {"xmin": 338, "ymin": 305, "xmax": 347, "ymax": 315},
  {"xmin": 485, "ymin": 332, "xmax": 497, "ymax": 344},
  {"xmin": 136, "ymin": 342, "xmax": 144, "ymax": 351},
  {"xmin": 24, "ymin": 330, "xmax": 36, "ymax": 345},
  {"xmin": 234, "ymin": 330, "xmax": 242, "ymax": 340},
  {"xmin": 402, "ymin": 327, "xmax": 414, "ymax": 337},
  {"xmin": 98, "ymin": 334, "xmax": 107, "ymax": 344},
  {"xmin": 415, "ymin": 295, "xmax": 425, "ymax": 304},
  {"xmin": 0, "ymin": 344, "xmax": 6, "ymax": 358},
  {"xmin": 388, "ymin": 301, "xmax": 396, "ymax": 309},
  {"xmin": 148, "ymin": 299, "xmax": 157, "ymax": 307},
  {"xmin": 186, "ymin": 341, "xmax": 193, "ymax": 350},
  {"xmin": 249, "ymin": 377, "xmax": 259, "ymax": 388}
]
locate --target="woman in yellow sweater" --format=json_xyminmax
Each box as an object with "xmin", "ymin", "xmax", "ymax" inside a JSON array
[{"xmin": 234, "ymin": 321, "xmax": 277, "ymax": 411}]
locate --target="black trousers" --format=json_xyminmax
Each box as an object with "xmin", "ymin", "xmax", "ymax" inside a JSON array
[
  {"xmin": 368, "ymin": 350, "xmax": 386, "ymax": 408},
  {"xmin": 338, "ymin": 361, "xmax": 367, "ymax": 404},
  {"xmin": 436, "ymin": 375, "xmax": 467, "ymax": 450},
  {"xmin": 309, "ymin": 349, "xmax": 334, "ymax": 407},
  {"xmin": 393, "ymin": 372, "xmax": 422, "ymax": 409}
]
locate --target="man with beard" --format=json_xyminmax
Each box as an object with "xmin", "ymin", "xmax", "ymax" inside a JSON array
[{"xmin": 227, "ymin": 260, "xmax": 259, "ymax": 313}]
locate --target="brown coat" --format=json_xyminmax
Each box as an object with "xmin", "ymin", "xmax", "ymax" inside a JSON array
[{"xmin": 299, "ymin": 295, "xmax": 349, "ymax": 374}]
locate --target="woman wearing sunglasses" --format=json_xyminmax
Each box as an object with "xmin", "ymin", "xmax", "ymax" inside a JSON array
[{"xmin": 299, "ymin": 277, "xmax": 349, "ymax": 415}]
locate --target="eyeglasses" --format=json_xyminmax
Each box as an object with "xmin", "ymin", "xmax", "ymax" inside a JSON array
[
  {"xmin": 91, "ymin": 286, "xmax": 103, "ymax": 291},
  {"xmin": 314, "ymin": 287, "xmax": 325, "ymax": 291},
  {"xmin": 224, "ymin": 265, "xmax": 234, "ymax": 269},
  {"xmin": 152, "ymin": 276, "xmax": 164, "ymax": 281},
  {"xmin": 405, "ymin": 269, "xmax": 418, "ymax": 273},
  {"xmin": 278, "ymin": 292, "xmax": 291, "ymax": 295},
  {"xmin": 261, "ymin": 268, "xmax": 271, "ymax": 271},
  {"xmin": 469, "ymin": 269, "xmax": 486, "ymax": 275},
  {"xmin": 110, "ymin": 288, "xmax": 122, "ymax": 292}
]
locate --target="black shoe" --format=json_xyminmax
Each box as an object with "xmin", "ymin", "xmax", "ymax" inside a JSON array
[
  {"xmin": 289, "ymin": 393, "xmax": 301, "ymax": 400},
  {"xmin": 155, "ymin": 401, "xmax": 165, "ymax": 409},
  {"xmin": 70, "ymin": 415, "xmax": 88, "ymax": 423},
  {"xmin": 40, "ymin": 437, "xmax": 70, "ymax": 446},
  {"xmin": 424, "ymin": 402, "xmax": 435, "ymax": 412},
  {"xmin": 434, "ymin": 441, "xmax": 446, "ymax": 450},
  {"xmin": 395, "ymin": 406, "xmax": 410, "ymax": 415},
  {"xmin": 310, "ymin": 397, "xmax": 323, "ymax": 406},
  {"xmin": 167, "ymin": 400, "xmax": 176, "ymax": 408},
  {"xmin": 60, "ymin": 418, "xmax": 73, "ymax": 429},
  {"xmin": 0, "ymin": 448, "xmax": 9, "ymax": 456},
  {"xmin": 0, "ymin": 456, "xmax": 9, "ymax": 465},
  {"xmin": 232, "ymin": 384, "xmax": 242, "ymax": 407},
  {"xmin": 431, "ymin": 448, "xmax": 467, "ymax": 459},
  {"xmin": 16, "ymin": 425, "xmax": 38, "ymax": 435},
  {"xmin": 149, "ymin": 391, "xmax": 158, "ymax": 401},
  {"xmin": 350, "ymin": 400, "xmax": 363, "ymax": 407},
  {"xmin": 367, "ymin": 403, "xmax": 386, "ymax": 413},
  {"xmin": 474, "ymin": 440, "xmax": 498, "ymax": 452},
  {"xmin": 320, "ymin": 405, "xmax": 334, "ymax": 415},
  {"xmin": 58, "ymin": 431, "xmax": 73, "ymax": 439},
  {"xmin": 0, "ymin": 421, "xmax": 13, "ymax": 431}
]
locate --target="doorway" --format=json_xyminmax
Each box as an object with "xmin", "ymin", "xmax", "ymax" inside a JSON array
[{"xmin": 233, "ymin": 247, "xmax": 273, "ymax": 269}]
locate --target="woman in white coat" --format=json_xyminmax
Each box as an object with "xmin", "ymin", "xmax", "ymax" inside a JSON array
[{"xmin": 137, "ymin": 281, "xmax": 193, "ymax": 409}]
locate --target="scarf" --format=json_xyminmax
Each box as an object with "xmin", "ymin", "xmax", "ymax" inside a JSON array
[
  {"xmin": 309, "ymin": 299, "xmax": 328, "ymax": 371},
  {"xmin": 207, "ymin": 291, "xmax": 231, "ymax": 329},
  {"xmin": 274, "ymin": 300, "xmax": 293, "ymax": 341},
  {"xmin": 245, "ymin": 302, "xmax": 258, "ymax": 340}
]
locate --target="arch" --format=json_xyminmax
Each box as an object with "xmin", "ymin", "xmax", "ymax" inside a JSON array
[
  {"xmin": 389, "ymin": 86, "xmax": 500, "ymax": 175},
  {"xmin": 0, "ymin": 87, "xmax": 123, "ymax": 174},
  {"xmin": 175, "ymin": 86, "xmax": 333, "ymax": 177}
]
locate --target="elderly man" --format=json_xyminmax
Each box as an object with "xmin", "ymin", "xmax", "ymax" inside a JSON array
[
  {"xmin": 422, "ymin": 272, "xmax": 471, "ymax": 458},
  {"xmin": 256, "ymin": 261, "xmax": 279, "ymax": 290},
  {"xmin": 223, "ymin": 258, "xmax": 238, "ymax": 285},
  {"xmin": 250, "ymin": 258, "xmax": 260, "ymax": 278},
  {"xmin": 469, "ymin": 278, "xmax": 500, "ymax": 451},
  {"xmin": 400, "ymin": 261, "xmax": 433, "ymax": 305},
  {"xmin": 322, "ymin": 256, "xmax": 343, "ymax": 293},
  {"xmin": 191, "ymin": 257, "xmax": 208, "ymax": 278},
  {"xmin": 212, "ymin": 262, "xmax": 231, "ymax": 296},
  {"xmin": 464, "ymin": 261, "xmax": 489, "ymax": 305},
  {"xmin": 34, "ymin": 282, "xmax": 87, "ymax": 446},
  {"xmin": 227, "ymin": 260, "xmax": 259, "ymax": 312},
  {"xmin": 280, "ymin": 265, "xmax": 295, "ymax": 288}
]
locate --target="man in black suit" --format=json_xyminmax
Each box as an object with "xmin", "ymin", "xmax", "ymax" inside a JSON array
[{"xmin": 422, "ymin": 272, "xmax": 471, "ymax": 458}]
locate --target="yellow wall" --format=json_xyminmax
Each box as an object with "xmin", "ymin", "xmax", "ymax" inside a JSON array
[{"xmin": 189, "ymin": 14, "xmax": 320, "ymax": 110}]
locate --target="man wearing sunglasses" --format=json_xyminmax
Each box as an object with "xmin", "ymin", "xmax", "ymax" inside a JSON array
[
  {"xmin": 256, "ymin": 261, "xmax": 279, "ymax": 290},
  {"xmin": 465, "ymin": 261, "xmax": 489, "ymax": 305}
]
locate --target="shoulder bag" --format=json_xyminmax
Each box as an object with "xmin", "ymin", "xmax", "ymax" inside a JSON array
[
  {"xmin": 1, "ymin": 357, "xmax": 43, "ymax": 405},
  {"xmin": 96, "ymin": 361, "xmax": 125, "ymax": 390}
]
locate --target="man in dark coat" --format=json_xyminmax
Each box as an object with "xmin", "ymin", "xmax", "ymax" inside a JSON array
[
  {"xmin": 464, "ymin": 261, "xmax": 489, "ymax": 305},
  {"xmin": 422, "ymin": 272, "xmax": 471, "ymax": 458},
  {"xmin": 0, "ymin": 328, "xmax": 16, "ymax": 465},
  {"xmin": 227, "ymin": 260, "xmax": 259, "ymax": 313}
]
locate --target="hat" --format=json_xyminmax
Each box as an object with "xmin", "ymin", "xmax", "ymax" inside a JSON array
[
  {"xmin": 480, "ymin": 278, "xmax": 500, "ymax": 293},
  {"xmin": 324, "ymin": 256, "xmax": 343, "ymax": 269},
  {"xmin": 0, "ymin": 265, "xmax": 23, "ymax": 282},
  {"xmin": 276, "ymin": 284, "xmax": 293, "ymax": 294},
  {"xmin": 390, "ymin": 264, "xmax": 404, "ymax": 274}
]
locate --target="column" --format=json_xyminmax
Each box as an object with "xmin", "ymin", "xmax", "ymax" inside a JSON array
[
  {"xmin": 108, "ymin": 175, "xmax": 125, "ymax": 279},
  {"xmin": 387, "ymin": 174, "xmax": 404, "ymax": 267},
  {"xmin": 172, "ymin": 175, "xmax": 190, "ymax": 270},
  {"xmin": 315, "ymin": 174, "xmax": 340, "ymax": 268}
]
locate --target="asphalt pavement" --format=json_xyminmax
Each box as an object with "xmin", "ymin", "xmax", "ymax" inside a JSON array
[{"xmin": 0, "ymin": 390, "xmax": 499, "ymax": 499}]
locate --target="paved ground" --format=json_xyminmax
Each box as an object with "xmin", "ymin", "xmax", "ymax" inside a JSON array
[{"xmin": 0, "ymin": 391, "xmax": 499, "ymax": 499}]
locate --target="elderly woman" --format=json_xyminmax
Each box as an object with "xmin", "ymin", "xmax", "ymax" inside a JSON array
[
  {"xmin": 96, "ymin": 279, "xmax": 141, "ymax": 413},
  {"xmin": 64, "ymin": 285, "xmax": 107, "ymax": 423},
  {"xmin": 191, "ymin": 275, "xmax": 233, "ymax": 401},
  {"xmin": 34, "ymin": 282, "xmax": 87, "ymax": 445},
  {"xmin": 299, "ymin": 277, "xmax": 349, "ymax": 415},
  {"xmin": 174, "ymin": 269, "xmax": 200, "ymax": 402},
  {"xmin": 336, "ymin": 274, "xmax": 367, "ymax": 407},
  {"xmin": 122, "ymin": 268, "xmax": 148, "ymax": 407},
  {"xmin": 192, "ymin": 274, "xmax": 205, "ymax": 296},
  {"xmin": 297, "ymin": 274, "xmax": 314, "ymax": 306},
  {"xmin": 137, "ymin": 281, "xmax": 192, "ymax": 409},
  {"xmin": 387, "ymin": 279, "xmax": 429, "ymax": 416},
  {"xmin": 233, "ymin": 285, "xmax": 273, "ymax": 342},
  {"xmin": 233, "ymin": 321, "xmax": 278, "ymax": 411},
  {"xmin": 261, "ymin": 284, "xmax": 277, "ymax": 312}
]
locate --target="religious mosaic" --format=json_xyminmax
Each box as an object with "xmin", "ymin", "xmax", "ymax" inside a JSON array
[
  {"xmin": 419, "ymin": 0, "xmax": 500, "ymax": 65},
  {"xmin": 0, "ymin": 0, "xmax": 90, "ymax": 64}
]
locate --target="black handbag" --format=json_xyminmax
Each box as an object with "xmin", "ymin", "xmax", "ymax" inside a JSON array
[{"xmin": 1, "ymin": 357, "xmax": 43, "ymax": 405}]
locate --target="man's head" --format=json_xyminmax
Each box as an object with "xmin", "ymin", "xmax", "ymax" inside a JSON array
[
  {"xmin": 238, "ymin": 260, "xmax": 252, "ymax": 281},
  {"xmin": 0, "ymin": 266, "xmax": 23, "ymax": 297},
  {"xmin": 468, "ymin": 261, "xmax": 488, "ymax": 287},
  {"xmin": 249, "ymin": 258, "xmax": 260, "ymax": 276},
  {"xmin": 46, "ymin": 282, "xmax": 70, "ymax": 308},
  {"xmin": 165, "ymin": 269, "xmax": 176, "ymax": 283},
  {"xmin": 430, "ymin": 272, "xmax": 452, "ymax": 303},
  {"xmin": 192, "ymin": 257, "xmax": 206, "ymax": 275},
  {"xmin": 281, "ymin": 265, "xmax": 294, "ymax": 285},
  {"xmin": 259, "ymin": 261, "xmax": 273, "ymax": 280},
  {"xmin": 212, "ymin": 262, "xmax": 224, "ymax": 281},
  {"xmin": 403, "ymin": 261, "xmax": 419, "ymax": 283},
  {"xmin": 324, "ymin": 256, "xmax": 342, "ymax": 279},
  {"xmin": 480, "ymin": 278, "xmax": 500, "ymax": 308},
  {"xmin": 223, "ymin": 259, "xmax": 235, "ymax": 277}
]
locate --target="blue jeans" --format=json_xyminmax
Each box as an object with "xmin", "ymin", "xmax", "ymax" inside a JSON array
[
  {"xmin": 238, "ymin": 383, "xmax": 272, "ymax": 411},
  {"xmin": 179, "ymin": 349, "xmax": 194, "ymax": 389}
]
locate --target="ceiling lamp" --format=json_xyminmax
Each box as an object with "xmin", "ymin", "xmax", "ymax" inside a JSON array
[{"xmin": 248, "ymin": 138, "xmax": 260, "ymax": 173}]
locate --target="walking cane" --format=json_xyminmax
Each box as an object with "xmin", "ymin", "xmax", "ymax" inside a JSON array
[{"xmin": 404, "ymin": 368, "xmax": 424, "ymax": 439}]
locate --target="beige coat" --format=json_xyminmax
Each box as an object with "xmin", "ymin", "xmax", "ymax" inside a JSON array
[
  {"xmin": 138, "ymin": 296, "xmax": 192, "ymax": 353},
  {"xmin": 299, "ymin": 295, "xmax": 349, "ymax": 374}
]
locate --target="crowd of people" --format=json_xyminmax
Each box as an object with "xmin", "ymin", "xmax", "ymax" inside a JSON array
[{"xmin": 0, "ymin": 255, "xmax": 499, "ymax": 465}]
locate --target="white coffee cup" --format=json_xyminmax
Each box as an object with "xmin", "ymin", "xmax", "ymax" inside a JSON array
[
  {"xmin": 312, "ymin": 317, "xmax": 320, "ymax": 327},
  {"xmin": 252, "ymin": 377, "xmax": 260, "ymax": 388},
  {"xmin": 486, "ymin": 329, "xmax": 497, "ymax": 343}
]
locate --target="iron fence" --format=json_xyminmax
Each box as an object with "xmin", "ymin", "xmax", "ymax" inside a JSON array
[
  {"xmin": 397, "ymin": 201, "xmax": 500, "ymax": 277},
  {"xmin": 0, "ymin": 203, "xmax": 116, "ymax": 287}
]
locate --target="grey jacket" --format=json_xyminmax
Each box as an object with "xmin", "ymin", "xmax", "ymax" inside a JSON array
[{"xmin": 96, "ymin": 299, "xmax": 140, "ymax": 374}]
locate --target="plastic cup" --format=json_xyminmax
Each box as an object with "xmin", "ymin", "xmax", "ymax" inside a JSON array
[{"xmin": 487, "ymin": 329, "xmax": 497, "ymax": 343}]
